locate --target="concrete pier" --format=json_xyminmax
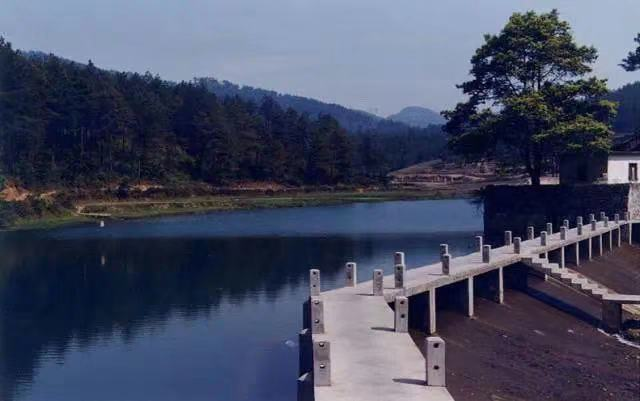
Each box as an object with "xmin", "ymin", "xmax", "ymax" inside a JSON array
[{"xmin": 301, "ymin": 217, "xmax": 640, "ymax": 401}]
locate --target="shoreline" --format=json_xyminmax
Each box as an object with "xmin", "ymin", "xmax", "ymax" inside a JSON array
[{"xmin": 7, "ymin": 189, "xmax": 476, "ymax": 231}]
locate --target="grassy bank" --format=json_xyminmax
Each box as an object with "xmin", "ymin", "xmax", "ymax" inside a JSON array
[{"xmin": 8, "ymin": 189, "xmax": 473, "ymax": 230}]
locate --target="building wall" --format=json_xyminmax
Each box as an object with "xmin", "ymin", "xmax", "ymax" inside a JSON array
[
  {"xmin": 608, "ymin": 154, "xmax": 640, "ymax": 183},
  {"xmin": 483, "ymin": 184, "xmax": 635, "ymax": 245}
]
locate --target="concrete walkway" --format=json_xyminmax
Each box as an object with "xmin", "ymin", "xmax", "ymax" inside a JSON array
[{"xmin": 307, "ymin": 218, "xmax": 638, "ymax": 401}]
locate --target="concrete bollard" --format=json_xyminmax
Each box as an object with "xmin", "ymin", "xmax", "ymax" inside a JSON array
[
  {"xmin": 309, "ymin": 269, "xmax": 321, "ymax": 296},
  {"xmin": 345, "ymin": 262, "xmax": 357, "ymax": 287},
  {"xmin": 600, "ymin": 211, "xmax": 606, "ymax": 221},
  {"xmin": 540, "ymin": 231, "xmax": 547, "ymax": 246},
  {"xmin": 313, "ymin": 341, "xmax": 331, "ymax": 386},
  {"xmin": 624, "ymin": 212, "xmax": 630, "ymax": 221},
  {"xmin": 560, "ymin": 226, "xmax": 567, "ymax": 240},
  {"xmin": 589, "ymin": 213, "xmax": 595, "ymax": 223},
  {"xmin": 439, "ymin": 244, "xmax": 449, "ymax": 262},
  {"xmin": 604, "ymin": 216, "xmax": 609, "ymax": 227},
  {"xmin": 527, "ymin": 226, "xmax": 535, "ymax": 240},
  {"xmin": 373, "ymin": 269, "xmax": 384, "ymax": 296},
  {"xmin": 426, "ymin": 337, "xmax": 446, "ymax": 387},
  {"xmin": 394, "ymin": 252, "xmax": 405, "ymax": 266},
  {"xmin": 577, "ymin": 216, "xmax": 583, "ymax": 226},
  {"xmin": 475, "ymin": 236, "xmax": 483, "ymax": 252},
  {"xmin": 563, "ymin": 219, "xmax": 570, "ymax": 230},
  {"xmin": 513, "ymin": 237, "xmax": 521, "ymax": 254},
  {"xmin": 442, "ymin": 254, "xmax": 451, "ymax": 275},
  {"xmin": 504, "ymin": 231, "xmax": 512, "ymax": 246},
  {"xmin": 310, "ymin": 296, "xmax": 325, "ymax": 334},
  {"xmin": 546, "ymin": 223, "xmax": 553, "ymax": 235},
  {"xmin": 591, "ymin": 220, "xmax": 597, "ymax": 231},
  {"xmin": 482, "ymin": 245, "xmax": 491, "ymax": 263},
  {"xmin": 394, "ymin": 296, "xmax": 409, "ymax": 333},
  {"xmin": 577, "ymin": 222, "xmax": 583, "ymax": 236},
  {"xmin": 395, "ymin": 263, "xmax": 406, "ymax": 289},
  {"xmin": 615, "ymin": 213, "xmax": 620, "ymax": 225}
]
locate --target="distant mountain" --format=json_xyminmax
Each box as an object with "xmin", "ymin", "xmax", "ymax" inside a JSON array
[
  {"xmin": 197, "ymin": 78, "xmax": 389, "ymax": 132},
  {"xmin": 387, "ymin": 106, "xmax": 445, "ymax": 128}
]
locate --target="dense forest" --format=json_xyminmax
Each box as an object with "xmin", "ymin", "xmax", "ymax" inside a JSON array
[
  {"xmin": 607, "ymin": 81, "xmax": 640, "ymax": 134},
  {"xmin": 0, "ymin": 38, "xmax": 446, "ymax": 190}
]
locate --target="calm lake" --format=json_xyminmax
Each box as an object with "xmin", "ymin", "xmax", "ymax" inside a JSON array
[{"xmin": 0, "ymin": 199, "xmax": 482, "ymax": 401}]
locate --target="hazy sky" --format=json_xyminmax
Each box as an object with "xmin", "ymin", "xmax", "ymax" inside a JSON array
[{"xmin": 2, "ymin": 0, "xmax": 639, "ymax": 116}]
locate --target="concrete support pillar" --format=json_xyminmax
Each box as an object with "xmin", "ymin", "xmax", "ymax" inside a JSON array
[
  {"xmin": 598, "ymin": 235, "xmax": 603, "ymax": 256},
  {"xmin": 588, "ymin": 237, "xmax": 593, "ymax": 260},
  {"xmin": 395, "ymin": 263, "xmax": 406, "ymax": 289},
  {"xmin": 309, "ymin": 269, "xmax": 320, "ymax": 296},
  {"xmin": 298, "ymin": 329, "xmax": 312, "ymax": 376},
  {"xmin": 372, "ymin": 269, "xmax": 383, "ymax": 296},
  {"xmin": 629, "ymin": 222, "xmax": 634, "ymax": 245},
  {"xmin": 345, "ymin": 262, "xmax": 357, "ymax": 287},
  {"xmin": 475, "ymin": 236, "xmax": 483, "ymax": 253},
  {"xmin": 566, "ymin": 242, "xmax": 580, "ymax": 266},
  {"xmin": 482, "ymin": 245, "xmax": 491, "ymax": 263},
  {"xmin": 504, "ymin": 231, "xmax": 512, "ymax": 246},
  {"xmin": 297, "ymin": 372, "xmax": 313, "ymax": 401},
  {"xmin": 428, "ymin": 289, "xmax": 436, "ymax": 334},
  {"xmin": 607, "ymin": 229, "xmax": 613, "ymax": 251},
  {"xmin": 560, "ymin": 226, "xmax": 567, "ymax": 240},
  {"xmin": 513, "ymin": 237, "xmax": 521, "ymax": 254},
  {"xmin": 602, "ymin": 301, "xmax": 622, "ymax": 334},
  {"xmin": 546, "ymin": 222, "xmax": 553, "ymax": 235},
  {"xmin": 310, "ymin": 296, "xmax": 325, "ymax": 334},
  {"xmin": 313, "ymin": 340, "xmax": 331, "ymax": 386},
  {"xmin": 540, "ymin": 231, "xmax": 547, "ymax": 246},
  {"xmin": 394, "ymin": 296, "xmax": 409, "ymax": 333},
  {"xmin": 426, "ymin": 337, "xmax": 446, "ymax": 387},
  {"xmin": 465, "ymin": 277, "xmax": 474, "ymax": 317},
  {"xmin": 617, "ymin": 226, "xmax": 622, "ymax": 247},
  {"xmin": 442, "ymin": 254, "xmax": 451, "ymax": 275},
  {"xmin": 527, "ymin": 226, "xmax": 535, "ymax": 240},
  {"xmin": 497, "ymin": 267, "xmax": 504, "ymax": 304}
]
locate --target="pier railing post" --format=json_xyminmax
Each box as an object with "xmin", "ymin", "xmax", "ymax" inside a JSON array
[
  {"xmin": 513, "ymin": 237, "xmax": 521, "ymax": 254},
  {"xmin": 345, "ymin": 262, "xmax": 357, "ymax": 287},
  {"xmin": 394, "ymin": 252, "xmax": 406, "ymax": 288},
  {"xmin": 560, "ymin": 226, "xmax": 567, "ymax": 240},
  {"xmin": 504, "ymin": 231, "xmax": 512, "ymax": 246},
  {"xmin": 527, "ymin": 226, "xmax": 535, "ymax": 240},
  {"xmin": 394, "ymin": 251, "xmax": 405, "ymax": 266},
  {"xmin": 425, "ymin": 337, "xmax": 446, "ymax": 387},
  {"xmin": 604, "ymin": 216, "xmax": 609, "ymax": 228},
  {"xmin": 475, "ymin": 236, "xmax": 483, "ymax": 253},
  {"xmin": 563, "ymin": 219, "xmax": 570, "ymax": 229},
  {"xmin": 614, "ymin": 213, "xmax": 620, "ymax": 225},
  {"xmin": 373, "ymin": 269, "xmax": 384, "ymax": 296},
  {"xmin": 577, "ymin": 216, "xmax": 583, "ymax": 226},
  {"xmin": 482, "ymin": 245, "xmax": 491, "ymax": 263},
  {"xmin": 313, "ymin": 341, "xmax": 331, "ymax": 386},
  {"xmin": 310, "ymin": 296, "xmax": 325, "ymax": 334},
  {"xmin": 546, "ymin": 223, "xmax": 553, "ymax": 235},
  {"xmin": 309, "ymin": 269, "xmax": 320, "ymax": 296},
  {"xmin": 600, "ymin": 211, "xmax": 606, "ymax": 221},
  {"xmin": 442, "ymin": 254, "xmax": 451, "ymax": 275},
  {"xmin": 540, "ymin": 231, "xmax": 547, "ymax": 246},
  {"xmin": 591, "ymin": 219, "xmax": 597, "ymax": 231},
  {"xmin": 394, "ymin": 296, "xmax": 409, "ymax": 333},
  {"xmin": 577, "ymin": 222, "xmax": 583, "ymax": 236}
]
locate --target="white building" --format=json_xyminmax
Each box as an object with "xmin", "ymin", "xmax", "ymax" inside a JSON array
[{"xmin": 607, "ymin": 152, "xmax": 640, "ymax": 184}]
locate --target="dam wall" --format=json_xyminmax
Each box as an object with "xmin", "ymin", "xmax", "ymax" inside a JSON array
[{"xmin": 483, "ymin": 184, "xmax": 639, "ymax": 245}]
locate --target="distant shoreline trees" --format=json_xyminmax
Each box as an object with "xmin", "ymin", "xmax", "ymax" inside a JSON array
[
  {"xmin": 443, "ymin": 10, "xmax": 616, "ymax": 186},
  {"xmin": 0, "ymin": 37, "xmax": 446, "ymax": 190}
]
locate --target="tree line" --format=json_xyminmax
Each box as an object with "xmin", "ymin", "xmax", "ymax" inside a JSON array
[{"xmin": 0, "ymin": 37, "xmax": 446, "ymax": 189}]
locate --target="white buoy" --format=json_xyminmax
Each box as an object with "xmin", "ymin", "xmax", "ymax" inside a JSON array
[{"xmin": 99, "ymin": 220, "xmax": 105, "ymax": 228}]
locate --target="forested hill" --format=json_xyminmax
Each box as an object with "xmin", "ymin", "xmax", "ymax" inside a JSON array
[
  {"xmin": 0, "ymin": 38, "xmax": 447, "ymax": 189},
  {"xmin": 607, "ymin": 81, "xmax": 640, "ymax": 134}
]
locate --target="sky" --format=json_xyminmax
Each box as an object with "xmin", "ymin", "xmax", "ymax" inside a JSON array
[{"xmin": 2, "ymin": 0, "xmax": 639, "ymax": 116}]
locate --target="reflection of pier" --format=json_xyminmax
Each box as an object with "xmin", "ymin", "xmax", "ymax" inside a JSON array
[{"xmin": 298, "ymin": 214, "xmax": 639, "ymax": 401}]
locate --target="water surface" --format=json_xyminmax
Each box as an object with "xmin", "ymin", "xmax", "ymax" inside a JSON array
[{"xmin": 0, "ymin": 199, "xmax": 482, "ymax": 401}]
